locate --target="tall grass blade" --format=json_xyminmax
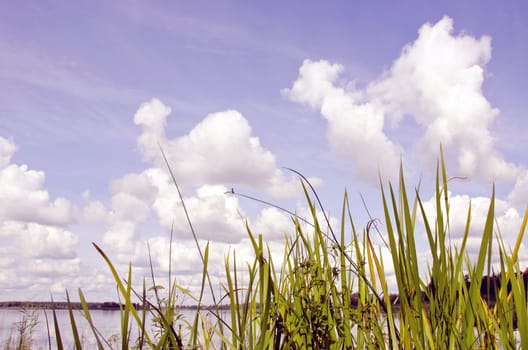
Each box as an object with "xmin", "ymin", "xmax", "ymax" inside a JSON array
[
  {"xmin": 65, "ymin": 290, "xmax": 82, "ymax": 350},
  {"xmin": 92, "ymin": 243, "xmax": 153, "ymax": 346},
  {"xmin": 78, "ymin": 289, "xmax": 105, "ymax": 350},
  {"xmin": 51, "ymin": 298, "xmax": 64, "ymax": 350}
]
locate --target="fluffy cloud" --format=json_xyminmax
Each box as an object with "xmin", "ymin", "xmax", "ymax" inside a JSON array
[
  {"xmin": 81, "ymin": 199, "xmax": 109, "ymax": 224},
  {"xmin": 0, "ymin": 137, "xmax": 86, "ymax": 299},
  {"xmin": 101, "ymin": 167, "xmax": 250, "ymax": 261},
  {"xmin": 134, "ymin": 98, "xmax": 172, "ymax": 162},
  {"xmin": 284, "ymin": 16, "xmax": 520, "ymax": 183},
  {"xmin": 0, "ymin": 137, "xmax": 75, "ymax": 226},
  {"xmin": 283, "ymin": 60, "xmax": 401, "ymax": 183},
  {"xmin": 134, "ymin": 99, "xmax": 313, "ymax": 197},
  {"xmin": 0, "ymin": 220, "xmax": 81, "ymax": 295},
  {"xmin": 0, "ymin": 221, "xmax": 78, "ymax": 259},
  {"xmin": 419, "ymin": 192, "xmax": 528, "ymax": 266},
  {"xmin": 369, "ymin": 16, "xmax": 519, "ymax": 181},
  {"xmin": 103, "ymin": 221, "xmax": 140, "ymax": 258},
  {"xmin": 156, "ymin": 184, "xmax": 247, "ymax": 243},
  {"xmin": 0, "ymin": 138, "xmax": 78, "ymax": 254}
]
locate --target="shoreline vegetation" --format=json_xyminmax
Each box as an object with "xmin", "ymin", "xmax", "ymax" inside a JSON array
[
  {"xmin": 3, "ymin": 152, "xmax": 528, "ymax": 348},
  {"xmin": 0, "ymin": 301, "xmax": 232, "ymax": 311},
  {"xmin": 3, "ymin": 270, "xmax": 525, "ymax": 313}
]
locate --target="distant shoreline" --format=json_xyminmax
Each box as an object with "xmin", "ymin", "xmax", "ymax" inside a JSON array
[
  {"xmin": 0, "ymin": 301, "xmax": 142, "ymax": 311},
  {"xmin": 0, "ymin": 301, "xmax": 231, "ymax": 311}
]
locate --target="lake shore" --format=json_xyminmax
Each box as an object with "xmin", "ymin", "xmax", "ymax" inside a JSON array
[{"xmin": 0, "ymin": 301, "xmax": 232, "ymax": 311}]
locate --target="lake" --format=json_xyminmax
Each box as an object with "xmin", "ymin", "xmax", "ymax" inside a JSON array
[
  {"xmin": 1, "ymin": 308, "xmax": 521, "ymax": 348},
  {"xmin": 0, "ymin": 308, "xmax": 202, "ymax": 349}
]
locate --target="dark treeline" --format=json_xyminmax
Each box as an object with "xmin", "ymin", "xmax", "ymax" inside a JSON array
[
  {"xmin": 350, "ymin": 269, "xmax": 528, "ymax": 309},
  {"xmin": 425, "ymin": 268, "xmax": 528, "ymax": 304}
]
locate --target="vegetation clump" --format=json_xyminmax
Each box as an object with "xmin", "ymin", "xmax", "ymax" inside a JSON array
[{"xmin": 8, "ymin": 153, "xmax": 528, "ymax": 349}]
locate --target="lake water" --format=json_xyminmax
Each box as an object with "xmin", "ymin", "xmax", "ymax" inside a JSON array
[
  {"xmin": 2, "ymin": 309, "xmax": 126, "ymax": 349},
  {"xmin": 0, "ymin": 308, "xmax": 203, "ymax": 349},
  {"xmin": 0, "ymin": 308, "xmax": 521, "ymax": 348}
]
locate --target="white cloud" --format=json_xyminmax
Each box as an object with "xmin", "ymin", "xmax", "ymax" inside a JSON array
[
  {"xmin": 508, "ymin": 169, "xmax": 528, "ymax": 210},
  {"xmin": 111, "ymin": 172, "xmax": 158, "ymax": 201},
  {"xmin": 141, "ymin": 167, "xmax": 248, "ymax": 243},
  {"xmin": 0, "ymin": 137, "xmax": 86, "ymax": 299},
  {"xmin": 251, "ymin": 207, "xmax": 293, "ymax": 240},
  {"xmin": 103, "ymin": 220, "xmax": 140, "ymax": 258},
  {"xmin": 28, "ymin": 258, "xmax": 81, "ymax": 276},
  {"xmin": 133, "ymin": 99, "xmax": 315, "ymax": 197},
  {"xmin": 81, "ymin": 200, "xmax": 110, "ymax": 224},
  {"xmin": 165, "ymin": 184, "xmax": 246, "ymax": 243},
  {"xmin": 284, "ymin": 16, "xmax": 520, "ymax": 183},
  {"xmin": 110, "ymin": 192, "xmax": 151, "ymax": 222},
  {"xmin": 369, "ymin": 16, "xmax": 519, "ymax": 181},
  {"xmin": 0, "ymin": 136, "xmax": 17, "ymax": 169},
  {"xmin": 100, "ymin": 167, "xmax": 247, "ymax": 261},
  {"xmin": 0, "ymin": 221, "xmax": 78, "ymax": 259},
  {"xmin": 283, "ymin": 59, "xmax": 402, "ymax": 183},
  {"xmin": 0, "ymin": 220, "xmax": 82, "ymax": 297},
  {"xmin": 134, "ymin": 98, "xmax": 172, "ymax": 162},
  {"xmin": 419, "ymin": 192, "xmax": 527, "ymax": 264},
  {"xmin": 0, "ymin": 162, "xmax": 74, "ymax": 226}
]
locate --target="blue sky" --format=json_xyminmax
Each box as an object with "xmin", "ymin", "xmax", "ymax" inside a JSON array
[{"xmin": 1, "ymin": 1, "xmax": 528, "ymax": 302}]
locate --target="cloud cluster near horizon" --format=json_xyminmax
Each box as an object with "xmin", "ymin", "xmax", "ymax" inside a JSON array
[{"xmin": 0, "ymin": 136, "xmax": 84, "ymax": 294}]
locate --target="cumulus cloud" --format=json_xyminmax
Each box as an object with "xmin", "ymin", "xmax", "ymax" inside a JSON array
[
  {"xmin": 134, "ymin": 98, "xmax": 172, "ymax": 162},
  {"xmin": 100, "ymin": 170, "xmax": 158, "ymax": 260},
  {"xmin": 0, "ymin": 221, "xmax": 78, "ymax": 259},
  {"xmin": 283, "ymin": 60, "xmax": 402, "ymax": 183},
  {"xmin": 419, "ymin": 192, "xmax": 528, "ymax": 266},
  {"xmin": 103, "ymin": 221, "xmax": 140, "ymax": 258},
  {"xmin": 0, "ymin": 136, "xmax": 91, "ymax": 299},
  {"xmin": 370, "ymin": 16, "xmax": 519, "ymax": 181},
  {"xmin": 81, "ymin": 200, "xmax": 109, "ymax": 224},
  {"xmin": 0, "ymin": 220, "xmax": 81, "ymax": 295},
  {"xmin": 0, "ymin": 140, "xmax": 75, "ymax": 226},
  {"xmin": 111, "ymin": 172, "xmax": 158, "ymax": 202},
  {"xmin": 133, "ymin": 99, "xmax": 315, "ymax": 197},
  {"xmin": 101, "ymin": 167, "xmax": 249, "ymax": 258},
  {"xmin": 284, "ymin": 16, "xmax": 520, "ymax": 183}
]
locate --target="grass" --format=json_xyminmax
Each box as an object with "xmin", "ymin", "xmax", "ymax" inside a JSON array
[
  {"xmin": 7, "ymin": 151, "xmax": 528, "ymax": 349},
  {"xmin": 1, "ymin": 309, "xmax": 39, "ymax": 350}
]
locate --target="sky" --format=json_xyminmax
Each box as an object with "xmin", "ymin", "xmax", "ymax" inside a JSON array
[{"xmin": 1, "ymin": 1, "xmax": 528, "ymax": 303}]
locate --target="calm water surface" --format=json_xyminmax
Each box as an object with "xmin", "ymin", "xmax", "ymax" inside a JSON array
[
  {"xmin": 1, "ymin": 308, "xmax": 520, "ymax": 348},
  {"xmin": 0, "ymin": 308, "xmax": 200, "ymax": 349}
]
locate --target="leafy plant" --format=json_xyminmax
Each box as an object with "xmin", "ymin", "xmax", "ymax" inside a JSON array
[{"xmin": 42, "ymin": 151, "xmax": 528, "ymax": 349}]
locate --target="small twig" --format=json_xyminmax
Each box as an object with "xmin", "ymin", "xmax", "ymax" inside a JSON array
[{"xmin": 225, "ymin": 188, "xmax": 314, "ymax": 228}]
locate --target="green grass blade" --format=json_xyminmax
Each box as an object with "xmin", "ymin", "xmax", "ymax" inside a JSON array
[
  {"xmin": 92, "ymin": 242, "xmax": 153, "ymax": 346},
  {"xmin": 51, "ymin": 300, "xmax": 64, "ymax": 350},
  {"xmin": 65, "ymin": 290, "xmax": 82, "ymax": 350},
  {"xmin": 78, "ymin": 289, "xmax": 105, "ymax": 350}
]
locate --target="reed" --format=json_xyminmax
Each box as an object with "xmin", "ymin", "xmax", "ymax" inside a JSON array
[{"xmin": 48, "ymin": 152, "xmax": 528, "ymax": 349}]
